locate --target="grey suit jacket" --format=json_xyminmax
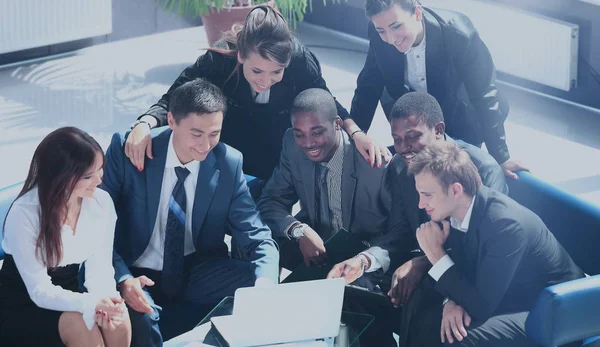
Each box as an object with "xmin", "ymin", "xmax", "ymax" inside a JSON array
[{"xmin": 257, "ymin": 129, "xmax": 403, "ymax": 272}]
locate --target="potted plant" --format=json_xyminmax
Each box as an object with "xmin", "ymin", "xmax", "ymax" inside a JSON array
[{"xmin": 159, "ymin": 0, "xmax": 343, "ymax": 46}]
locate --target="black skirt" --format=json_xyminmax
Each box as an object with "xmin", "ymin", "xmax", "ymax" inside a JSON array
[{"xmin": 0, "ymin": 254, "xmax": 82, "ymax": 347}]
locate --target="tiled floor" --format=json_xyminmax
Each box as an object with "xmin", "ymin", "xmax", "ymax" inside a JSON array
[{"xmin": 1, "ymin": 24, "xmax": 600, "ymax": 206}]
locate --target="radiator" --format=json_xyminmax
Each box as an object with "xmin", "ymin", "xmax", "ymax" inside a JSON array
[
  {"xmin": 0, "ymin": 0, "xmax": 112, "ymax": 55},
  {"xmin": 424, "ymin": 0, "xmax": 579, "ymax": 91}
]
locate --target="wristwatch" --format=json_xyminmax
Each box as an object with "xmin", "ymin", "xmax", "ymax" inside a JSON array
[
  {"xmin": 288, "ymin": 223, "xmax": 307, "ymax": 240},
  {"xmin": 130, "ymin": 119, "xmax": 152, "ymax": 131}
]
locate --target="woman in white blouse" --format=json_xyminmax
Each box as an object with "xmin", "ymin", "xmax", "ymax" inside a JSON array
[{"xmin": 0, "ymin": 127, "xmax": 131, "ymax": 346}]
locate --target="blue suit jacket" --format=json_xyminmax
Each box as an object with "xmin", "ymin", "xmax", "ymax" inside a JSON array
[{"xmin": 101, "ymin": 127, "xmax": 279, "ymax": 284}]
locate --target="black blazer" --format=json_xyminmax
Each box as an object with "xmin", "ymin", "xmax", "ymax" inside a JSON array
[
  {"xmin": 435, "ymin": 186, "xmax": 584, "ymax": 322},
  {"xmin": 351, "ymin": 8, "xmax": 510, "ymax": 163},
  {"xmin": 141, "ymin": 38, "xmax": 350, "ymax": 180},
  {"xmin": 387, "ymin": 136, "xmax": 507, "ymax": 247}
]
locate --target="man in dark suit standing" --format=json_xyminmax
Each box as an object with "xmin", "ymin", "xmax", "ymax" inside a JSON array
[
  {"xmin": 257, "ymin": 88, "xmax": 403, "ymax": 346},
  {"xmin": 102, "ymin": 78, "xmax": 279, "ymax": 346},
  {"xmin": 407, "ymin": 141, "xmax": 583, "ymax": 347},
  {"xmin": 351, "ymin": 0, "xmax": 528, "ymax": 179},
  {"xmin": 386, "ymin": 92, "xmax": 507, "ymax": 310}
]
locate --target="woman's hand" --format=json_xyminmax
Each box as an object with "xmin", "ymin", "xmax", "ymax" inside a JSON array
[
  {"xmin": 500, "ymin": 159, "xmax": 529, "ymax": 180},
  {"xmin": 125, "ymin": 119, "xmax": 155, "ymax": 171},
  {"xmin": 352, "ymin": 131, "xmax": 393, "ymax": 168},
  {"xmin": 95, "ymin": 310, "xmax": 123, "ymax": 330},
  {"xmin": 95, "ymin": 296, "xmax": 127, "ymax": 330}
]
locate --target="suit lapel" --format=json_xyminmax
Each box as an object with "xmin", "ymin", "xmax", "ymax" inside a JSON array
[
  {"xmin": 192, "ymin": 151, "xmax": 220, "ymax": 243},
  {"xmin": 464, "ymin": 189, "xmax": 486, "ymax": 269},
  {"xmin": 341, "ymin": 141, "xmax": 357, "ymax": 230},
  {"xmin": 401, "ymin": 171, "xmax": 423, "ymax": 232},
  {"xmin": 423, "ymin": 10, "xmax": 448, "ymax": 103},
  {"xmin": 387, "ymin": 50, "xmax": 408, "ymax": 98},
  {"xmin": 145, "ymin": 130, "xmax": 171, "ymax": 234}
]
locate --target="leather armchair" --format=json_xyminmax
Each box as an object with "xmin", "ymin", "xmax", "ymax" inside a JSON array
[{"xmin": 508, "ymin": 171, "xmax": 600, "ymax": 347}]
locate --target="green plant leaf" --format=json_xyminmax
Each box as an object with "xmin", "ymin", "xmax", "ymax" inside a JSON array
[{"xmin": 157, "ymin": 0, "xmax": 347, "ymax": 26}]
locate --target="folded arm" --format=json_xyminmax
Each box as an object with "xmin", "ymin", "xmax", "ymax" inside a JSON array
[
  {"xmin": 349, "ymin": 31, "xmax": 385, "ymax": 132},
  {"xmin": 141, "ymin": 52, "xmax": 222, "ymax": 127},
  {"xmin": 363, "ymin": 166, "xmax": 419, "ymax": 273},
  {"xmin": 228, "ymin": 155, "xmax": 280, "ymax": 284},
  {"xmin": 84, "ymin": 193, "xmax": 120, "ymax": 298},
  {"xmin": 100, "ymin": 132, "xmax": 134, "ymax": 284},
  {"xmin": 434, "ymin": 218, "xmax": 526, "ymax": 322},
  {"xmin": 4, "ymin": 206, "xmax": 101, "ymax": 330},
  {"xmin": 296, "ymin": 46, "xmax": 350, "ymax": 121},
  {"xmin": 256, "ymin": 133, "xmax": 301, "ymax": 239},
  {"xmin": 456, "ymin": 29, "xmax": 510, "ymax": 164}
]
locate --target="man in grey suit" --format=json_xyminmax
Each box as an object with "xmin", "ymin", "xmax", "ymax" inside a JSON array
[{"xmin": 257, "ymin": 88, "xmax": 403, "ymax": 347}]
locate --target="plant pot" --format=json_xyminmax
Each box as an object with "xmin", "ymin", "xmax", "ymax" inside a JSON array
[{"xmin": 201, "ymin": 2, "xmax": 275, "ymax": 47}]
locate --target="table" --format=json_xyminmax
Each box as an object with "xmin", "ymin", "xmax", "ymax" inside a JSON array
[{"xmin": 165, "ymin": 296, "xmax": 374, "ymax": 347}]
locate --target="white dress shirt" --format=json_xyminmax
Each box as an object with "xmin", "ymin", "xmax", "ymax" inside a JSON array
[
  {"xmin": 249, "ymin": 87, "xmax": 271, "ymax": 104},
  {"xmin": 429, "ymin": 196, "xmax": 476, "ymax": 281},
  {"xmin": 1, "ymin": 187, "xmax": 119, "ymax": 330},
  {"xmin": 405, "ymin": 29, "xmax": 427, "ymax": 93},
  {"xmin": 133, "ymin": 133, "xmax": 200, "ymax": 271},
  {"xmin": 254, "ymin": 90, "xmax": 270, "ymax": 104}
]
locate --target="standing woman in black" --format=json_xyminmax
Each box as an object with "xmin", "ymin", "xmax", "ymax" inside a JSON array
[{"xmin": 125, "ymin": 5, "xmax": 391, "ymax": 186}]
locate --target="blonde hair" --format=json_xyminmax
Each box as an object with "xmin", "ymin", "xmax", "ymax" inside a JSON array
[{"xmin": 408, "ymin": 141, "xmax": 482, "ymax": 196}]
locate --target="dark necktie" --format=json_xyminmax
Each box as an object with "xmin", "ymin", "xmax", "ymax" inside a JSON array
[
  {"xmin": 314, "ymin": 164, "xmax": 332, "ymax": 240},
  {"xmin": 162, "ymin": 166, "xmax": 190, "ymax": 298},
  {"xmin": 445, "ymin": 226, "xmax": 467, "ymax": 270}
]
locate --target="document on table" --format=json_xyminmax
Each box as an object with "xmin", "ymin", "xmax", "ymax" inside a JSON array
[
  {"xmin": 163, "ymin": 322, "xmax": 212, "ymax": 347},
  {"xmin": 164, "ymin": 322, "xmax": 329, "ymax": 347}
]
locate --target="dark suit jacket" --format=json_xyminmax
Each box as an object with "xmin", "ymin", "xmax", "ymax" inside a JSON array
[
  {"xmin": 101, "ymin": 127, "xmax": 280, "ymax": 284},
  {"xmin": 387, "ymin": 136, "xmax": 508, "ymax": 243},
  {"xmin": 141, "ymin": 38, "xmax": 349, "ymax": 180},
  {"xmin": 351, "ymin": 7, "xmax": 510, "ymax": 163},
  {"xmin": 436, "ymin": 186, "xmax": 584, "ymax": 322},
  {"xmin": 257, "ymin": 129, "xmax": 407, "ymax": 272}
]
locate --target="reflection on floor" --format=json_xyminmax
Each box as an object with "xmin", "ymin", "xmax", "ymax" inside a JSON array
[{"xmin": 1, "ymin": 24, "xmax": 599, "ymax": 206}]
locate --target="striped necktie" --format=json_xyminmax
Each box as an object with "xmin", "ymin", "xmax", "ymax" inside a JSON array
[{"xmin": 162, "ymin": 166, "xmax": 190, "ymax": 298}]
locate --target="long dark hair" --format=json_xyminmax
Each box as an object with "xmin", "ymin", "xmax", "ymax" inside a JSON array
[
  {"xmin": 6, "ymin": 127, "xmax": 104, "ymax": 267},
  {"xmin": 208, "ymin": 5, "xmax": 293, "ymax": 87}
]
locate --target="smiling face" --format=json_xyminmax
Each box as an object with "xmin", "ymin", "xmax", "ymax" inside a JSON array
[
  {"xmin": 291, "ymin": 111, "xmax": 341, "ymax": 163},
  {"xmin": 239, "ymin": 51, "xmax": 286, "ymax": 93},
  {"xmin": 168, "ymin": 111, "xmax": 223, "ymax": 164},
  {"xmin": 371, "ymin": 3, "xmax": 424, "ymax": 53},
  {"xmin": 414, "ymin": 171, "xmax": 460, "ymax": 222},
  {"xmin": 71, "ymin": 152, "xmax": 104, "ymax": 200},
  {"xmin": 391, "ymin": 114, "xmax": 444, "ymax": 166}
]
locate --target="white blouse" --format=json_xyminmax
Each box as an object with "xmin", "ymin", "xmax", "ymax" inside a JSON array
[{"xmin": 1, "ymin": 187, "xmax": 119, "ymax": 330}]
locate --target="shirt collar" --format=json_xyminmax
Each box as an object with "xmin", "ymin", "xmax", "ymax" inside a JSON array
[
  {"xmin": 450, "ymin": 195, "xmax": 476, "ymax": 233},
  {"xmin": 321, "ymin": 130, "xmax": 346, "ymax": 175},
  {"xmin": 165, "ymin": 133, "xmax": 200, "ymax": 177}
]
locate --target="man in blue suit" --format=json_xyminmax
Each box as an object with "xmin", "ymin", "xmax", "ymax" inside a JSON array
[{"xmin": 101, "ymin": 78, "xmax": 279, "ymax": 346}]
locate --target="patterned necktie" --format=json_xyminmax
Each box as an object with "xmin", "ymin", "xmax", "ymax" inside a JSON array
[
  {"xmin": 314, "ymin": 164, "xmax": 332, "ymax": 240},
  {"xmin": 162, "ymin": 166, "xmax": 190, "ymax": 298}
]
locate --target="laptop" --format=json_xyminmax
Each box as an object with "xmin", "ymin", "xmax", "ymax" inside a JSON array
[{"xmin": 210, "ymin": 278, "xmax": 346, "ymax": 347}]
